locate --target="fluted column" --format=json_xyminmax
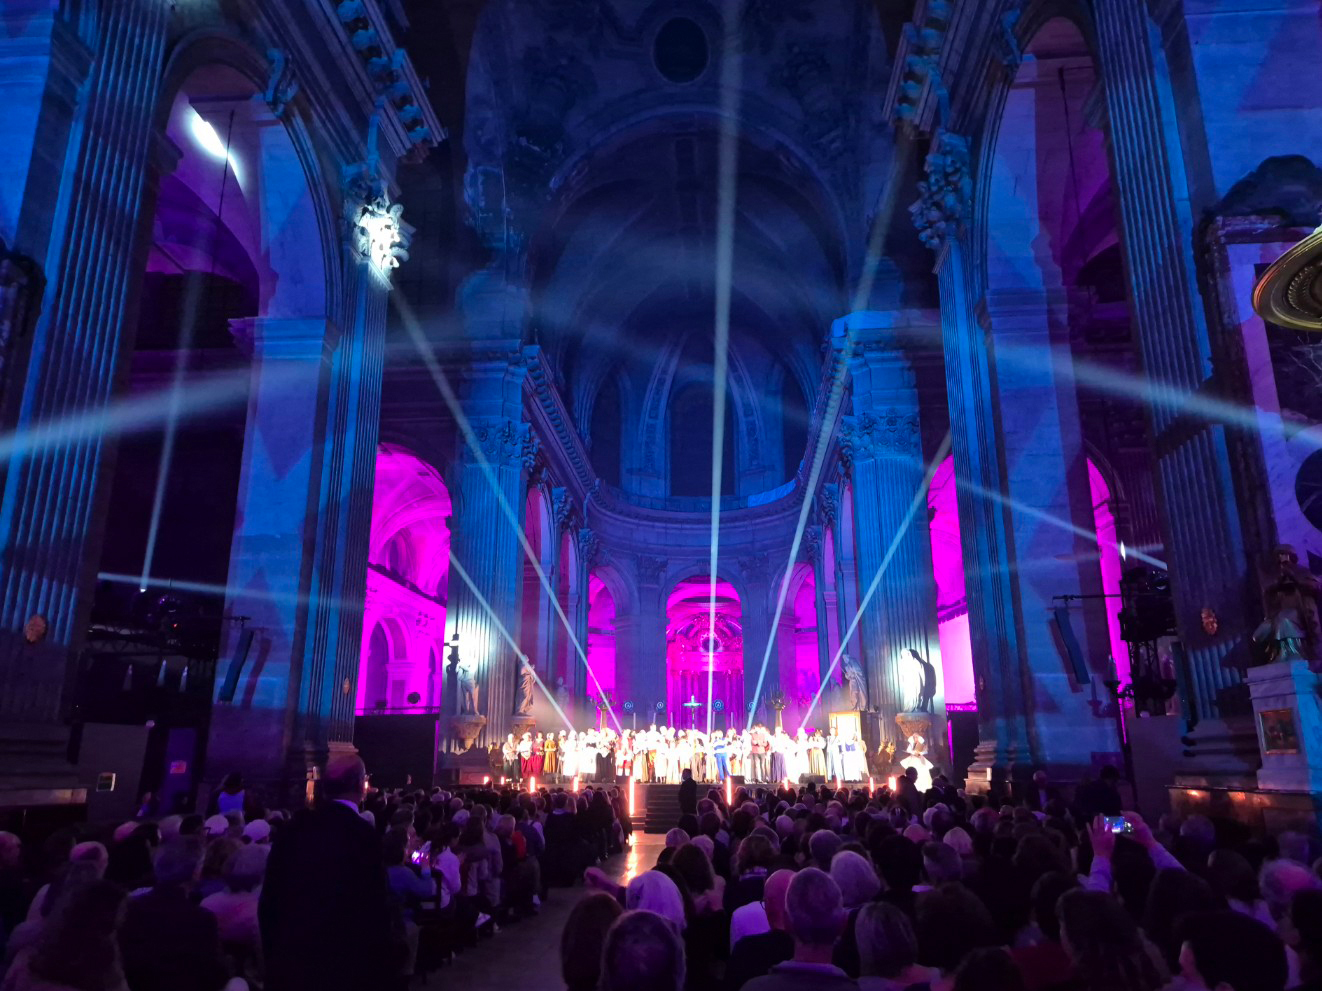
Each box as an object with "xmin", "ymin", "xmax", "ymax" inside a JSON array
[
  {"xmin": 300, "ymin": 253, "xmax": 390, "ymax": 760},
  {"xmin": 841, "ymin": 313, "xmax": 943, "ymax": 746},
  {"xmin": 1091, "ymin": 1, "xmax": 1243, "ymax": 714},
  {"xmin": 445, "ymin": 408, "xmax": 532, "ymax": 747},
  {"xmin": 913, "ymin": 131, "xmax": 1032, "ymax": 784},
  {"xmin": 0, "ymin": 0, "xmax": 166, "ymax": 721}
]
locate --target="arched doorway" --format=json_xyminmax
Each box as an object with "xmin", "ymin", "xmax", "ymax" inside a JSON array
[
  {"xmin": 587, "ymin": 574, "xmax": 617, "ymax": 724},
  {"xmin": 666, "ymin": 577, "xmax": 743, "ymax": 730},
  {"xmin": 359, "ymin": 444, "xmax": 451, "ymax": 713}
]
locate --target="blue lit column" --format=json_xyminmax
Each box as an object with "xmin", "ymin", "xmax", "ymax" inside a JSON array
[
  {"xmin": 1092, "ymin": 2, "xmax": 1244, "ymax": 715},
  {"xmin": 0, "ymin": 1, "xmax": 166, "ymax": 721},
  {"xmin": 840, "ymin": 312, "xmax": 943, "ymax": 746},
  {"xmin": 913, "ymin": 131, "xmax": 1032, "ymax": 785}
]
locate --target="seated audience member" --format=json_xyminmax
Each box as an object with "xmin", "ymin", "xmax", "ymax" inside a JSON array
[
  {"xmin": 600, "ymin": 909, "xmax": 687, "ymax": 991},
  {"xmin": 1175, "ymin": 910, "xmax": 1288, "ymax": 991},
  {"xmin": 1207, "ymin": 850, "xmax": 1273, "ymax": 927},
  {"xmin": 119, "ymin": 838, "xmax": 230, "ymax": 991},
  {"xmin": 919, "ymin": 843, "xmax": 963, "ymax": 891},
  {"xmin": 874, "ymin": 837, "xmax": 923, "ymax": 919},
  {"xmin": 1009, "ymin": 871, "xmax": 1078, "ymax": 991},
  {"xmin": 627, "ymin": 870, "xmax": 689, "ymax": 932},
  {"xmin": 1, "ymin": 879, "xmax": 130, "ymax": 991},
  {"xmin": 199, "ymin": 844, "xmax": 267, "ymax": 950},
  {"xmin": 727, "ymin": 835, "xmax": 777, "ymax": 914},
  {"xmin": 914, "ymin": 884, "xmax": 996, "ymax": 985},
  {"xmin": 1056, "ymin": 889, "xmax": 1166, "ymax": 991},
  {"xmin": 673, "ymin": 843, "xmax": 725, "ymax": 915},
  {"xmin": 951, "ymin": 947, "xmax": 1026, "ymax": 991},
  {"xmin": 726, "ymin": 870, "xmax": 794, "ymax": 990},
  {"xmin": 744, "ymin": 868, "xmax": 857, "ymax": 991},
  {"xmin": 831, "ymin": 851, "xmax": 882, "ymax": 976},
  {"xmin": 1142, "ymin": 868, "xmax": 1224, "ymax": 971},
  {"xmin": 1291, "ymin": 889, "xmax": 1322, "ymax": 991},
  {"xmin": 25, "ymin": 842, "xmax": 108, "ymax": 924},
  {"xmin": 561, "ymin": 893, "xmax": 624, "ymax": 991},
  {"xmin": 854, "ymin": 902, "xmax": 936, "ymax": 991}
]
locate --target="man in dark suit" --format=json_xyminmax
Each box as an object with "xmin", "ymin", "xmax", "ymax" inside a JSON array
[
  {"xmin": 119, "ymin": 837, "xmax": 229, "ymax": 991},
  {"xmin": 260, "ymin": 753, "xmax": 397, "ymax": 991},
  {"xmin": 1024, "ymin": 769, "xmax": 1062, "ymax": 812},
  {"xmin": 678, "ymin": 767, "xmax": 699, "ymax": 816}
]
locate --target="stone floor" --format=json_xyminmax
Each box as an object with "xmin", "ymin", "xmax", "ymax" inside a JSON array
[{"xmin": 417, "ymin": 834, "xmax": 663, "ymax": 989}]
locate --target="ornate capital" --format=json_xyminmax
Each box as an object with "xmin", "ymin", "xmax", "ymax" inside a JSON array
[
  {"xmin": 636, "ymin": 554, "xmax": 667, "ymax": 585},
  {"xmin": 577, "ymin": 527, "xmax": 601, "ymax": 569},
  {"xmin": 521, "ymin": 429, "xmax": 543, "ymax": 481},
  {"xmin": 909, "ymin": 129, "xmax": 972, "ymax": 252},
  {"xmin": 844, "ymin": 410, "xmax": 922, "ymax": 460},
  {"xmin": 802, "ymin": 525, "xmax": 824, "ymax": 567},
  {"xmin": 817, "ymin": 484, "xmax": 840, "ymax": 531},
  {"xmin": 467, "ymin": 417, "xmax": 530, "ymax": 468},
  {"xmin": 551, "ymin": 486, "xmax": 576, "ymax": 533}
]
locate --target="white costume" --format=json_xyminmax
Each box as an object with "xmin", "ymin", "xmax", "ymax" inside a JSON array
[{"xmin": 900, "ymin": 733, "xmax": 933, "ymax": 792}]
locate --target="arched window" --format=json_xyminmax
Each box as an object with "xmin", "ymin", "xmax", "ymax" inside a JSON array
[
  {"xmin": 591, "ymin": 372, "xmax": 622, "ymax": 487},
  {"xmin": 670, "ymin": 383, "xmax": 735, "ymax": 497}
]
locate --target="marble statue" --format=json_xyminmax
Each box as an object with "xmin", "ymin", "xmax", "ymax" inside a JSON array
[
  {"xmin": 842, "ymin": 653, "xmax": 868, "ymax": 711},
  {"xmin": 517, "ymin": 657, "xmax": 536, "ymax": 714},
  {"xmin": 554, "ymin": 675, "xmax": 570, "ymax": 711},
  {"xmin": 906, "ymin": 648, "xmax": 937, "ymax": 713},
  {"xmin": 457, "ymin": 661, "xmax": 479, "ymax": 716},
  {"xmin": 1255, "ymin": 544, "xmax": 1322, "ymax": 670}
]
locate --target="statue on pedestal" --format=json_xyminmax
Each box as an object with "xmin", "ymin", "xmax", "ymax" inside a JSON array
[
  {"xmin": 457, "ymin": 661, "xmax": 479, "ymax": 716},
  {"xmin": 517, "ymin": 657, "xmax": 536, "ymax": 715},
  {"xmin": 554, "ymin": 676, "xmax": 570, "ymax": 712},
  {"xmin": 1254, "ymin": 544, "xmax": 1322, "ymax": 670},
  {"xmin": 906, "ymin": 648, "xmax": 937, "ymax": 713},
  {"xmin": 842, "ymin": 653, "xmax": 868, "ymax": 712}
]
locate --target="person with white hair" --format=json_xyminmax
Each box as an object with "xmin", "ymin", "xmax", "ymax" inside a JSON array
[
  {"xmin": 625, "ymin": 870, "xmax": 687, "ymax": 931},
  {"xmin": 25, "ymin": 841, "xmax": 108, "ymax": 924},
  {"xmin": 941, "ymin": 826, "xmax": 973, "ymax": 858},
  {"xmin": 745, "ymin": 868, "xmax": 857, "ymax": 990},
  {"xmin": 200, "ymin": 843, "xmax": 268, "ymax": 959}
]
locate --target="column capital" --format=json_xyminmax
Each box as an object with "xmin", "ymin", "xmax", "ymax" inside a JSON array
[
  {"xmin": 841, "ymin": 410, "xmax": 921, "ymax": 462},
  {"xmin": 229, "ymin": 316, "xmax": 337, "ymax": 360},
  {"xmin": 910, "ymin": 129, "xmax": 973, "ymax": 253}
]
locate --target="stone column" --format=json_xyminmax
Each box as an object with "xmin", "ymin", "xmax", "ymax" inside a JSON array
[
  {"xmin": 0, "ymin": 0, "xmax": 167, "ymax": 721},
  {"xmin": 297, "ymin": 249, "xmax": 391, "ymax": 763},
  {"xmin": 616, "ymin": 555, "xmax": 667, "ymax": 724},
  {"xmin": 1092, "ymin": 2, "xmax": 1244, "ymax": 715},
  {"xmin": 840, "ymin": 312, "xmax": 943, "ymax": 746},
  {"xmin": 445, "ymin": 407, "xmax": 533, "ymax": 748},
  {"xmin": 912, "ymin": 131, "xmax": 1032, "ymax": 785},
  {"xmin": 742, "ymin": 588, "xmax": 773, "ymax": 728}
]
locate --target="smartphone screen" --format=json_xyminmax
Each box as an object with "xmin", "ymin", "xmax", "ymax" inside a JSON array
[{"xmin": 1103, "ymin": 815, "xmax": 1132, "ymax": 834}]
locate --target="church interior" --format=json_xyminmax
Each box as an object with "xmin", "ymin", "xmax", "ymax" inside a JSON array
[{"xmin": 1, "ymin": 0, "xmax": 1322, "ymax": 838}]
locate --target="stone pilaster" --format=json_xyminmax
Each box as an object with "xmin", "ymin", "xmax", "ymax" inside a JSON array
[
  {"xmin": 1092, "ymin": 2, "xmax": 1244, "ymax": 716},
  {"xmin": 840, "ymin": 312, "xmax": 943, "ymax": 746},
  {"xmin": 616, "ymin": 557, "xmax": 667, "ymax": 722},
  {"xmin": 913, "ymin": 130, "xmax": 1032, "ymax": 785},
  {"xmin": 985, "ymin": 290, "xmax": 1115, "ymax": 765},
  {"xmin": 0, "ymin": 0, "xmax": 166, "ymax": 722}
]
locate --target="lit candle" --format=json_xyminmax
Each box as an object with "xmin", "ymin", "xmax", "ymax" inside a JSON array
[
  {"xmin": 483, "ymin": 775, "xmax": 491, "ymax": 786},
  {"xmin": 528, "ymin": 776, "xmax": 536, "ymax": 795},
  {"xmin": 628, "ymin": 776, "xmax": 635, "ymax": 817},
  {"xmin": 572, "ymin": 774, "xmax": 580, "ymax": 793},
  {"xmin": 869, "ymin": 776, "xmax": 875, "ymax": 795},
  {"xmin": 888, "ymin": 775, "xmax": 897, "ymax": 792},
  {"xmin": 725, "ymin": 778, "xmax": 732, "ymax": 806},
  {"xmin": 835, "ymin": 775, "xmax": 841, "ymax": 792}
]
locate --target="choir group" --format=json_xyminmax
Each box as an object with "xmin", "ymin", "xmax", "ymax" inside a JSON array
[{"xmin": 497, "ymin": 724, "xmax": 882, "ymax": 785}]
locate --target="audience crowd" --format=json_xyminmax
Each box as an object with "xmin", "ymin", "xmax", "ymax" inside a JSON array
[{"xmin": 3, "ymin": 759, "xmax": 1322, "ymax": 991}]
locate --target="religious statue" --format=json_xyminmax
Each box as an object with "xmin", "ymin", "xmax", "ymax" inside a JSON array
[
  {"xmin": 842, "ymin": 653, "xmax": 868, "ymax": 712},
  {"xmin": 457, "ymin": 661, "xmax": 479, "ymax": 716},
  {"xmin": 517, "ymin": 657, "xmax": 536, "ymax": 715},
  {"xmin": 1254, "ymin": 544, "xmax": 1322, "ymax": 670},
  {"xmin": 906, "ymin": 648, "xmax": 937, "ymax": 714},
  {"xmin": 554, "ymin": 676, "xmax": 570, "ymax": 712}
]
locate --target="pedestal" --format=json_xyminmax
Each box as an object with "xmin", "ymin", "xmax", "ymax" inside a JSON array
[
  {"xmin": 511, "ymin": 714, "xmax": 536, "ymax": 739},
  {"xmin": 1249, "ymin": 660, "xmax": 1322, "ymax": 793}
]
